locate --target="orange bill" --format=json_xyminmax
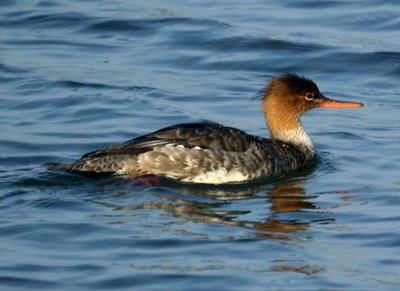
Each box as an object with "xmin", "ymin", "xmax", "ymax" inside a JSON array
[{"xmin": 316, "ymin": 97, "xmax": 364, "ymax": 108}]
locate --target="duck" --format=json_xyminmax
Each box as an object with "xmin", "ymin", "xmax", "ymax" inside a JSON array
[{"xmin": 49, "ymin": 73, "xmax": 363, "ymax": 184}]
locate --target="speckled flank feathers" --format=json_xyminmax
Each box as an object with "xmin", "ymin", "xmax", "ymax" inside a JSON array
[{"xmin": 52, "ymin": 122, "xmax": 313, "ymax": 183}]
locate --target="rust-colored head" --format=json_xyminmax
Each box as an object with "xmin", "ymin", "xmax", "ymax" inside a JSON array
[
  {"xmin": 263, "ymin": 73, "xmax": 363, "ymax": 112},
  {"xmin": 261, "ymin": 73, "xmax": 363, "ymax": 134}
]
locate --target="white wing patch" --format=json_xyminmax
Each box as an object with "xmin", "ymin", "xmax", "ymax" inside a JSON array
[
  {"xmin": 133, "ymin": 140, "xmax": 175, "ymax": 148},
  {"xmin": 182, "ymin": 169, "xmax": 248, "ymax": 184}
]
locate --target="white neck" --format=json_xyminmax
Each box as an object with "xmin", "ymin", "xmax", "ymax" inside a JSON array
[{"xmin": 273, "ymin": 126, "xmax": 315, "ymax": 153}]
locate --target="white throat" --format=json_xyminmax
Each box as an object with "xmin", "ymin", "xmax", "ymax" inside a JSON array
[{"xmin": 273, "ymin": 126, "xmax": 315, "ymax": 153}]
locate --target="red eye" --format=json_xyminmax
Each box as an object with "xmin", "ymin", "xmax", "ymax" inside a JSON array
[{"xmin": 305, "ymin": 93, "xmax": 314, "ymax": 101}]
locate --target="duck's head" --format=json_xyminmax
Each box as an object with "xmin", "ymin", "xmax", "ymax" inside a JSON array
[{"xmin": 261, "ymin": 73, "xmax": 363, "ymax": 137}]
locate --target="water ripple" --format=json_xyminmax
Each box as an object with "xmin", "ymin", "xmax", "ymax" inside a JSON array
[{"xmin": 1, "ymin": 0, "xmax": 400, "ymax": 289}]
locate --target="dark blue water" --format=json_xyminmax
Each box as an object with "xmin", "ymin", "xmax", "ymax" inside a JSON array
[{"xmin": 1, "ymin": 0, "xmax": 400, "ymax": 289}]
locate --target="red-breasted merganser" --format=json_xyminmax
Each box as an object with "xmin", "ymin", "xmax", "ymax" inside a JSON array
[{"xmin": 50, "ymin": 74, "xmax": 363, "ymax": 184}]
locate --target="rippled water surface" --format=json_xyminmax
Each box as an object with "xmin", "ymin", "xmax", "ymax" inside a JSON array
[{"xmin": 1, "ymin": 0, "xmax": 400, "ymax": 289}]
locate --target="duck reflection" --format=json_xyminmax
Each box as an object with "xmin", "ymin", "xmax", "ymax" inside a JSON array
[
  {"xmin": 99, "ymin": 166, "xmax": 334, "ymax": 240},
  {"xmin": 252, "ymin": 180, "xmax": 318, "ymax": 239},
  {"xmin": 165, "ymin": 177, "xmax": 330, "ymax": 240}
]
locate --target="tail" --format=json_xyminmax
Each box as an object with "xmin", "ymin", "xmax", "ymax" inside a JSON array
[
  {"xmin": 45, "ymin": 162, "xmax": 114, "ymax": 177},
  {"xmin": 45, "ymin": 162, "xmax": 70, "ymax": 171}
]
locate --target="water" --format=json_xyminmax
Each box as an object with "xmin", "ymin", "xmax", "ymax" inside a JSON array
[{"xmin": 1, "ymin": 0, "xmax": 400, "ymax": 289}]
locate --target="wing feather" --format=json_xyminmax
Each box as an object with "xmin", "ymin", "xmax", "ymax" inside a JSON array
[{"xmin": 81, "ymin": 122, "xmax": 257, "ymax": 159}]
